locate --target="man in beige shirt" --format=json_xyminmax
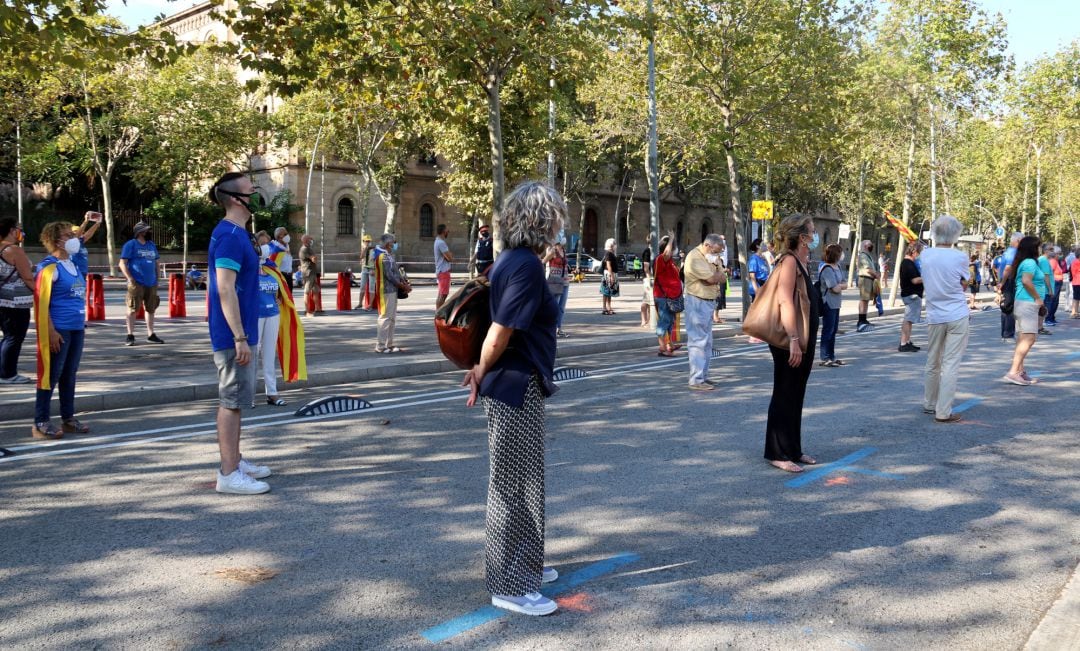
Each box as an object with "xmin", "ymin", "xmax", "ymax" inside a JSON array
[{"xmin": 683, "ymin": 233, "xmax": 727, "ymax": 390}]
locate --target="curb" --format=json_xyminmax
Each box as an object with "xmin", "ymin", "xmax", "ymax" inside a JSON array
[
  {"xmin": 0, "ymin": 305, "xmax": 914, "ymax": 421},
  {"xmin": 1024, "ymin": 560, "xmax": 1080, "ymax": 651}
]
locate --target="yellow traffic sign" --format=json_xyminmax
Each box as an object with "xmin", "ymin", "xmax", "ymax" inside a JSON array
[{"xmin": 752, "ymin": 200, "xmax": 773, "ymax": 221}]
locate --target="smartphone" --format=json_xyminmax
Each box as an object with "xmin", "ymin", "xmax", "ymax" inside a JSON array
[{"xmin": 87, "ymin": 211, "xmax": 103, "ymax": 222}]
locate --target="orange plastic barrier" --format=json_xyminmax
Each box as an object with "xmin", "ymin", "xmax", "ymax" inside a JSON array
[
  {"xmin": 168, "ymin": 273, "xmax": 186, "ymax": 318},
  {"xmin": 85, "ymin": 273, "xmax": 105, "ymax": 321},
  {"xmin": 336, "ymin": 272, "xmax": 352, "ymax": 311}
]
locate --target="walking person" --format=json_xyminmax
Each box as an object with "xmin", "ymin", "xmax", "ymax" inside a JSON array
[
  {"xmin": 919, "ymin": 215, "xmax": 971, "ymax": 424},
  {"xmin": 434, "ymin": 223, "xmax": 453, "ymax": 310},
  {"xmin": 898, "ymin": 242, "xmax": 924, "ymax": 352},
  {"xmin": 818, "ymin": 243, "xmax": 848, "ymax": 366},
  {"xmin": 372, "ymin": 233, "xmax": 411, "ymax": 353},
  {"xmin": 119, "ymin": 221, "xmax": 165, "ymax": 346},
  {"xmin": 206, "ymin": 172, "xmax": 272, "ymax": 495},
  {"xmin": 683, "ymin": 234, "xmax": 726, "ymax": 390},
  {"xmin": 1004, "ymin": 236, "xmax": 1046, "ymax": 386},
  {"xmin": 543, "ymin": 242, "xmax": 570, "ymax": 337},
  {"xmin": 995, "ymin": 232, "xmax": 1021, "ymax": 342},
  {"xmin": 0, "ymin": 219, "xmax": 35, "ymax": 385},
  {"xmin": 31, "ymin": 222, "xmax": 89, "ymax": 440},
  {"xmin": 358, "ymin": 234, "xmax": 376, "ymax": 310},
  {"xmin": 600, "ymin": 238, "xmax": 619, "ymax": 315},
  {"xmin": 652, "ymin": 233, "xmax": 681, "ymax": 356},
  {"xmin": 856, "ymin": 240, "xmax": 880, "ymax": 332},
  {"xmin": 461, "ymin": 180, "xmax": 566, "ymax": 617},
  {"xmin": 763, "ymin": 214, "xmax": 822, "ymax": 473}
]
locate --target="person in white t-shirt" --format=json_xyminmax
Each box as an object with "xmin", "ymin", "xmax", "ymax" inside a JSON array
[{"xmin": 918, "ymin": 215, "xmax": 971, "ymax": 424}]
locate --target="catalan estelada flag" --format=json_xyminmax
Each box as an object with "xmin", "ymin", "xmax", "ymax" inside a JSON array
[
  {"xmin": 884, "ymin": 210, "xmax": 920, "ymax": 243},
  {"xmin": 34, "ymin": 263, "xmax": 58, "ymax": 390},
  {"xmin": 265, "ymin": 264, "xmax": 307, "ymax": 382},
  {"xmin": 372, "ymin": 247, "xmax": 387, "ymax": 316}
]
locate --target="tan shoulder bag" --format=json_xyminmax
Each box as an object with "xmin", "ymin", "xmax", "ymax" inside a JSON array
[{"xmin": 741, "ymin": 254, "xmax": 809, "ymax": 352}]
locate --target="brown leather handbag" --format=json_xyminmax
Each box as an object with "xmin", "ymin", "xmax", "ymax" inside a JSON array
[
  {"xmin": 434, "ymin": 276, "xmax": 491, "ymax": 369},
  {"xmin": 741, "ymin": 255, "xmax": 809, "ymax": 352}
]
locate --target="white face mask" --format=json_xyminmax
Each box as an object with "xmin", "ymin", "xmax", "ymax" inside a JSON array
[
  {"xmin": 282, "ymin": 234, "xmax": 291, "ymax": 244},
  {"xmin": 706, "ymin": 253, "xmax": 719, "ymax": 265},
  {"xmin": 64, "ymin": 237, "xmax": 81, "ymax": 255},
  {"xmin": 260, "ymin": 244, "xmax": 271, "ymax": 260}
]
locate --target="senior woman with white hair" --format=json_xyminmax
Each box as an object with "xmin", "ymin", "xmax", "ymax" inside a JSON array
[
  {"xmin": 919, "ymin": 215, "xmax": 971, "ymax": 423},
  {"xmin": 600, "ymin": 237, "xmax": 619, "ymax": 314},
  {"xmin": 462, "ymin": 181, "xmax": 565, "ymax": 617}
]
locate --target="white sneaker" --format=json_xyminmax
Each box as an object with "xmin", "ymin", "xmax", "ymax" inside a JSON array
[
  {"xmin": 542, "ymin": 567, "xmax": 558, "ymax": 584},
  {"xmin": 491, "ymin": 592, "xmax": 558, "ymax": 616},
  {"xmin": 0, "ymin": 374, "xmax": 30, "ymax": 384},
  {"xmin": 216, "ymin": 469, "xmax": 270, "ymax": 495},
  {"xmin": 238, "ymin": 458, "xmax": 271, "ymax": 479}
]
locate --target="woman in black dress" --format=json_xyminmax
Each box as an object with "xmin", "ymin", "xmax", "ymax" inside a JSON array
[
  {"xmin": 600, "ymin": 238, "xmax": 619, "ymax": 314},
  {"xmin": 764, "ymin": 213, "xmax": 822, "ymax": 473}
]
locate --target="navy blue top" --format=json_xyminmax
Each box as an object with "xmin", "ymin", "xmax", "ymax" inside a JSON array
[
  {"xmin": 479, "ymin": 247, "xmax": 559, "ymax": 408},
  {"xmin": 208, "ymin": 220, "xmax": 260, "ymax": 352}
]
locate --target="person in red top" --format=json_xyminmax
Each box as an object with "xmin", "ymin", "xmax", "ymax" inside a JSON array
[
  {"xmin": 1070, "ymin": 251, "xmax": 1080, "ymax": 318},
  {"xmin": 652, "ymin": 231, "xmax": 683, "ymax": 356}
]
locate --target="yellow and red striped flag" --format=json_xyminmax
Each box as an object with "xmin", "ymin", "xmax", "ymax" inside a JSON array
[
  {"xmin": 265, "ymin": 264, "xmax": 307, "ymax": 383},
  {"xmin": 884, "ymin": 210, "xmax": 920, "ymax": 243},
  {"xmin": 34, "ymin": 263, "xmax": 57, "ymax": 390}
]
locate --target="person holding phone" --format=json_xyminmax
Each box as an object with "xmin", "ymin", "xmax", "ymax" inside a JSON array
[{"xmin": 71, "ymin": 211, "xmax": 103, "ymax": 278}]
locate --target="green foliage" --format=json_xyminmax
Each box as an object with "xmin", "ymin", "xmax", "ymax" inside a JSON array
[{"xmin": 142, "ymin": 191, "xmax": 222, "ymax": 250}]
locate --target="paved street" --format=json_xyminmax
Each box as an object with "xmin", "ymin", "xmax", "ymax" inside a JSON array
[{"xmin": 1, "ymin": 303, "xmax": 1077, "ymax": 649}]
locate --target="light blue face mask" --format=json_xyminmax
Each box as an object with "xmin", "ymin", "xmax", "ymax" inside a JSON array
[
  {"xmin": 808, "ymin": 232, "xmax": 820, "ymax": 251},
  {"xmin": 392, "ymin": 242, "xmax": 399, "ymax": 252}
]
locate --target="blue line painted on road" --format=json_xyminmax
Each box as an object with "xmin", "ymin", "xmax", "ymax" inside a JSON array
[
  {"xmin": 786, "ymin": 448, "xmax": 877, "ymax": 488},
  {"xmin": 1067, "ymin": 351, "xmax": 1080, "ymax": 360},
  {"xmin": 951, "ymin": 397, "xmax": 983, "ymax": 414},
  {"xmin": 420, "ymin": 552, "xmax": 640, "ymax": 643},
  {"xmin": 846, "ymin": 467, "xmax": 906, "ymax": 481}
]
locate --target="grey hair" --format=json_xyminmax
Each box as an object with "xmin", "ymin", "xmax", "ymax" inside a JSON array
[
  {"xmin": 604, "ymin": 238, "xmax": 616, "ymax": 251},
  {"xmin": 274, "ymin": 226, "xmax": 288, "ymax": 238},
  {"xmin": 931, "ymin": 214, "xmax": 963, "ymax": 245},
  {"xmin": 380, "ymin": 232, "xmax": 396, "ymax": 245},
  {"xmin": 1010, "ymin": 232, "xmax": 1023, "ymax": 245},
  {"xmin": 1042, "ymin": 242, "xmax": 1055, "ymax": 253},
  {"xmin": 498, "ymin": 181, "xmax": 566, "ymax": 253},
  {"xmin": 703, "ymin": 233, "xmax": 723, "ymax": 247}
]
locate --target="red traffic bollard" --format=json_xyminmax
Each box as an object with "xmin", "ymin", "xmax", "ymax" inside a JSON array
[
  {"xmin": 169, "ymin": 273, "xmax": 187, "ymax": 318},
  {"xmin": 85, "ymin": 273, "xmax": 105, "ymax": 321},
  {"xmin": 336, "ymin": 272, "xmax": 352, "ymax": 311}
]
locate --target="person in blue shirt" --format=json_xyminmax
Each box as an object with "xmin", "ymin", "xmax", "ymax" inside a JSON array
[
  {"xmin": 1036, "ymin": 244, "xmax": 1057, "ymax": 331},
  {"xmin": 207, "ymin": 172, "xmax": 272, "ymax": 496},
  {"xmin": 32, "ymin": 222, "xmax": 89, "ymax": 440},
  {"xmin": 70, "ymin": 211, "xmax": 103, "ymax": 278},
  {"xmin": 119, "ymin": 221, "xmax": 164, "ymax": 346},
  {"xmin": 186, "ymin": 265, "xmax": 206, "ymax": 290},
  {"xmin": 1004, "ymin": 236, "xmax": 1047, "ymax": 385},
  {"xmin": 461, "ymin": 181, "xmax": 564, "ymax": 617},
  {"xmin": 995, "ymin": 232, "xmax": 1021, "ymax": 341},
  {"xmin": 747, "ymin": 238, "xmax": 770, "ymax": 302}
]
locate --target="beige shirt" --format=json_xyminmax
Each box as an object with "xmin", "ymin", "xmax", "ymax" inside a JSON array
[{"xmin": 683, "ymin": 245, "xmax": 722, "ymax": 301}]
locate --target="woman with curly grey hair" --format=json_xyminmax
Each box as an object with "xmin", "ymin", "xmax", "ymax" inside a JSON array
[{"xmin": 461, "ymin": 181, "xmax": 565, "ymax": 616}]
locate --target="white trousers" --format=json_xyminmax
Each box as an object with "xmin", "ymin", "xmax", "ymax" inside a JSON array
[
  {"xmin": 923, "ymin": 316, "xmax": 970, "ymax": 418},
  {"xmin": 257, "ymin": 314, "xmax": 280, "ymax": 397}
]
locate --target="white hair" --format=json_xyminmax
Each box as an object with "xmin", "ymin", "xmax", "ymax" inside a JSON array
[
  {"xmin": 932, "ymin": 215, "xmax": 963, "ymax": 245},
  {"xmin": 1010, "ymin": 232, "xmax": 1023, "ymax": 245},
  {"xmin": 498, "ymin": 181, "xmax": 566, "ymax": 252},
  {"xmin": 604, "ymin": 238, "xmax": 616, "ymax": 251},
  {"xmin": 703, "ymin": 233, "xmax": 723, "ymax": 247}
]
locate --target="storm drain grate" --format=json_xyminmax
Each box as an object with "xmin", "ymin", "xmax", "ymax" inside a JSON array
[
  {"xmin": 294, "ymin": 396, "xmax": 373, "ymax": 417},
  {"xmin": 552, "ymin": 367, "xmax": 589, "ymax": 381}
]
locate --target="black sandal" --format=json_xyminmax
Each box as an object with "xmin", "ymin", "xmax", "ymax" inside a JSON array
[{"xmin": 267, "ymin": 397, "xmax": 287, "ymax": 406}]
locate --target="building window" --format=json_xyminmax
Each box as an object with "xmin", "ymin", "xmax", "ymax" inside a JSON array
[
  {"xmin": 420, "ymin": 203, "xmax": 435, "ymax": 238},
  {"xmin": 337, "ymin": 198, "xmax": 355, "ymax": 235},
  {"xmin": 618, "ymin": 209, "xmax": 630, "ymax": 245}
]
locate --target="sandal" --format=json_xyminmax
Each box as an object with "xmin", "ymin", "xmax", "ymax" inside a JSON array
[
  {"xmin": 798, "ymin": 454, "xmax": 818, "ymax": 465},
  {"xmin": 62, "ymin": 418, "xmax": 90, "ymax": 434},
  {"xmin": 769, "ymin": 460, "xmax": 803, "ymax": 473},
  {"xmin": 670, "ymin": 344, "xmax": 683, "ymax": 352},
  {"xmin": 657, "ymin": 350, "xmax": 674, "ymax": 357},
  {"xmin": 381, "ymin": 347, "xmax": 403, "ymax": 354},
  {"xmin": 266, "ymin": 397, "xmax": 287, "ymax": 406},
  {"xmin": 32, "ymin": 422, "xmax": 63, "ymax": 440}
]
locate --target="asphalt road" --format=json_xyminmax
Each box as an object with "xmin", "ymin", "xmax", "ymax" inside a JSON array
[{"xmin": 1, "ymin": 309, "xmax": 1077, "ymax": 649}]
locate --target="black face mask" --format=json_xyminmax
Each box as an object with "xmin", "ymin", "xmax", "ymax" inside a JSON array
[{"xmin": 220, "ymin": 190, "xmax": 260, "ymax": 214}]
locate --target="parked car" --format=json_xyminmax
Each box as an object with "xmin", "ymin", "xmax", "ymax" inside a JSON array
[
  {"xmin": 569, "ymin": 252, "xmax": 602, "ymax": 274},
  {"xmin": 617, "ymin": 253, "xmax": 640, "ymax": 274}
]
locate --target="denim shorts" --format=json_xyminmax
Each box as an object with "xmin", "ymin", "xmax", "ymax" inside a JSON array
[
  {"xmin": 213, "ymin": 348, "xmax": 256, "ymax": 409},
  {"xmin": 902, "ymin": 294, "xmax": 922, "ymax": 323}
]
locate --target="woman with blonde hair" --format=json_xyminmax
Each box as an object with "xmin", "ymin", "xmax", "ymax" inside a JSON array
[
  {"xmin": 32, "ymin": 222, "xmax": 90, "ymax": 439},
  {"xmin": 763, "ymin": 214, "xmax": 822, "ymax": 473}
]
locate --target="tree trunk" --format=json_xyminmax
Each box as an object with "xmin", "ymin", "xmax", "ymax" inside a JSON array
[
  {"xmin": 1021, "ymin": 148, "xmax": 1031, "ymax": 234},
  {"xmin": 847, "ymin": 161, "xmax": 866, "ymax": 286},
  {"xmin": 384, "ymin": 200, "xmax": 399, "ymax": 236},
  {"xmin": 724, "ymin": 138, "xmax": 750, "ymax": 318},
  {"xmin": 1034, "ymin": 144, "xmax": 1043, "ymax": 236},
  {"xmin": 303, "ymin": 125, "xmax": 324, "ymax": 235},
  {"xmin": 101, "ymin": 168, "xmax": 117, "ymax": 277},
  {"xmin": 358, "ymin": 173, "xmax": 372, "ymax": 243},
  {"xmin": 646, "ymin": 10, "xmax": 660, "ymax": 257},
  {"xmin": 928, "ymin": 100, "xmax": 937, "ymax": 221},
  {"xmin": 485, "ymin": 73, "xmax": 506, "ymax": 257},
  {"xmin": 575, "ymin": 196, "xmax": 586, "ymax": 271},
  {"xmin": 319, "ymin": 155, "xmax": 326, "ymax": 270},
  {"xmin": 183, "ymin": 177, "xmax": 190, "ymax": 270},
  {"xmin": 889, "ymin": 124, "xmax": 918, "ymax": 307}
]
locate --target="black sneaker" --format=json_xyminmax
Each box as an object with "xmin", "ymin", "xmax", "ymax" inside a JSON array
[
  {"xmin": 147, "ymin": 333, "xmax": 165, "ymax": 344},
  {"xmin": 124, "ymin": 334, "xmax": 135, "ymax": 346},
  {"xmin": 898, "ymin": 342, "xmax": 920, "ymax": 352}
]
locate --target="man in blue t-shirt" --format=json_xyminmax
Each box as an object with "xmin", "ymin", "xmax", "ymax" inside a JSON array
[
  {"xmin": 119, "ymin": 221, "xmax": 164, "ymax": 346},
  {"xmin": 995, "ymin": 232, "xmax": 1021, "ymax": 340},
  {"xmin": 206, "ymin": 172, "xmax": 271, "ymax": 496}
]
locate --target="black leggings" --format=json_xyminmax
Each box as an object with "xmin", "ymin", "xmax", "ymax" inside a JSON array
[{"xmin": 764, "ymin": 343, "xmax": 814, "ymax": 462}]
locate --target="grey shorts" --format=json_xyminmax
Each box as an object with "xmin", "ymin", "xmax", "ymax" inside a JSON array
[
  {"xmin": 213, "ymin": 348, "xmax": 256, "ymax": 410},
  {"xmin": 858, "ymin": 276, "xmax": 876, "ymax": 301},
  {"xmin": 902, "ymin": 294, "xmax": 922, "ymax": 323},
  {"xmin": 1014, "ymin": 300, "xmax": 1039, "ymax": 335}
]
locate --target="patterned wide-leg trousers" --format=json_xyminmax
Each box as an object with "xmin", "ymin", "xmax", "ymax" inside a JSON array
[{"xmin": 482, "ymin": 377, "xmax": 546, "ymax": 596}]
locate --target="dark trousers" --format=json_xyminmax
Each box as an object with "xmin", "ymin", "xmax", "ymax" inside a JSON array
[
  {"xmin": 1047, "ymin": 290, "xmax": 1060, "ymax": 323},
  {"xmin": 34, "ymin": 328, "xmax": 85, "ymax": 424},
  {"xmin": 820, "ymin": 306, "xmax": 839, "ymax": 361},
  {"xmin": 1000, "ymin": 311, "xmax": 1015, "ymax": 338},
  {"xmin": 765, "ymin": 343, "xmax": 814, "ymax": 462},
  {"xmin": 0, "ymin": 306, "xmax": 31, "ymax": 379},
  {"xmin": 715, "ymin": 280, "xmax": 727, "ymax": 311}
]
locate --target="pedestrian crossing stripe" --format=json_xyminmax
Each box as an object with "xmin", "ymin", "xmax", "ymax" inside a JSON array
[{"xmin": 293, "ymin": 396, "xmax": 373, "ymax": 417}]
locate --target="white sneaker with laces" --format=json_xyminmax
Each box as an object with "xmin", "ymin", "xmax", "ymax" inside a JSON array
[
  {"xmin": 491, "ymin": 592, "xmax": 558, "ymax": 616},
  {"xmin": 238, "ymin": 458, "xmax": 271, "ymax": 479},
  {"xmin": 216, "ymin": 469, "xmax": 270, "ymax": 495},
  {"xmin": 542, "ymin": 567, "xmax": 558, "ymax": 584}
]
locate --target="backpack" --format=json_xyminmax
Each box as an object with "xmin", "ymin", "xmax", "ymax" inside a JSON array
[{"xmin": 434, "ymin": 276, "xmax": 492, "ymax": 369}]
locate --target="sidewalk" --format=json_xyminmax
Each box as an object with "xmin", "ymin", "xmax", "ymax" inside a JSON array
[{"xmin": 0, "ymin": 278, "xmax": 933, "ymax": 423}]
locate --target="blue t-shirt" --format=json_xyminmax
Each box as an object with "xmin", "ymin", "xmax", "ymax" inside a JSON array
[
  {"xmin": 747, "ymin": 254, "xmax": 769, "ymax": 296},
  {"xmin": 257, "ymin": 272, "xmax": 280, "ymax": 318},
  {"xmin": 120, "ymin": 239, "xmax": 160, "ymax": 287},
  {"xmin": 1015, "ymin": 259, "xmax": 1047, "ymax": 302},
  {"xmin": 479, "ymin": 247, "xmax": 559, "ymax": 408},
  {"xmin": 72, "ymin": 238, "xmax": 89, "ymax": 278},
  {"xmin": 995, "ymin": 247, "xmax": 1016, "ymax": 279},
  {"xmin": 1037, "ymin": 256, "xmax": 1055, "ymax": 293},
  {"xmin": 36, "ymin": 257, "xmax": 86, "ymax": 331},
  {"xmin": 208, "ymin": 220, "xmax": 260, "ymax": 352}
]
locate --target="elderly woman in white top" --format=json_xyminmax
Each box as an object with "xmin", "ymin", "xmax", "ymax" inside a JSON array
[{"xmin": 918, "ymin": 215, "xmax": 972, "ymax": 423}]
